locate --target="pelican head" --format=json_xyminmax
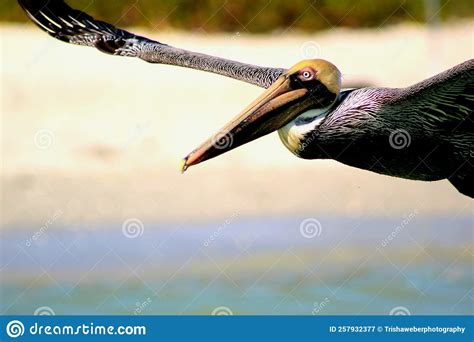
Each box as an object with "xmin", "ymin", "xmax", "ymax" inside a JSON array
[{"xmin": 182, "ymin": 59, "xmax": 342, "ymax": 171}]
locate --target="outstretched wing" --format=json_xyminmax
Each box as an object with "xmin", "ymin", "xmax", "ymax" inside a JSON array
[
  {"xmin": 397, "ymin": 59, "xmax": 474, "ymax": 131},
  {"xmin": 18, "ymin": 0, "xmax": 285, "ymax": 88},
  {"xmin": 397, "ymin": 60, "xmax": 474, "ymax": 197}
]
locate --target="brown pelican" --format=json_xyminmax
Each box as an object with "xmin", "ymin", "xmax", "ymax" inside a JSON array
[{"xmin": 19, "ymin": 0, "xmax": 473, "ymax": 198}]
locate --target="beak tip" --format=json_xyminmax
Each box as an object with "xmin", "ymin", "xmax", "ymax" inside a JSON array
[{"xmin": 180, "ymin": 158, "xmax": 189, "ymax": 174}]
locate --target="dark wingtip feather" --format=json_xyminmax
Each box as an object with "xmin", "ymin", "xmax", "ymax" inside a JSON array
[
  {"xmin": 18, "ymin": 0, "xmax": 134, "ymax": 53},
  {"xmin": 18, "ymin": 0, "xmax": 82, "ymax": 41}
]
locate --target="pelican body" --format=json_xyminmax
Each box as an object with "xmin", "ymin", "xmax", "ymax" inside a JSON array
[
  {"xmin": 279, "ymin": 64, "xmax": 473, "ymax": 186},
  {"xmin": 19, "ymin": 0, "xmax": 474, "ymax": 198}
]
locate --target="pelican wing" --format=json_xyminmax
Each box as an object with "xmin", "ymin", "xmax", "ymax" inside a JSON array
[
  {"xmin": 396, "ymin": 60, "xmax": 474, "ymax": 197},
  {"xmin": 18, "ymin": 0, "xmax": 285, "ymax": 88},
  {"xmin": 397, "ymin": 59, "xmax": 474, "ymax": 129}
]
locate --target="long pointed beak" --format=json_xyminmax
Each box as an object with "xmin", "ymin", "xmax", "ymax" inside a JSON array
[{"xmin": 182, "ymin": 75, "xmax": 312, "ymax": 172}]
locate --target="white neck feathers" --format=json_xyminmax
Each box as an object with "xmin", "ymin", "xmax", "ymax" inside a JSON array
[{"xmin": 277, "ymin": 106, "xmax": 331, "ymax": 155}]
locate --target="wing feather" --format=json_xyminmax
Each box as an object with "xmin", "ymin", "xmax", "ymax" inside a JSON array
[
  {"xmin": 18, "ymin": 0, "xmax": 284, "ymax": 88},
  {"xmin": 397, "ymin": 60, "xmax": 474, "ymax": 130}
]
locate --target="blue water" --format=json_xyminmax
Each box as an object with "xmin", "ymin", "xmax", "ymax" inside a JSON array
[{"xmin": 1, "ymin": 215, "xmax": 472, "ymax": 315}]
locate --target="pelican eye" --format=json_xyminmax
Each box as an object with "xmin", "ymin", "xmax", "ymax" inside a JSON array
[{"xmin": 298, "ymin": 68, "xmax": 316, "ymax": 81}]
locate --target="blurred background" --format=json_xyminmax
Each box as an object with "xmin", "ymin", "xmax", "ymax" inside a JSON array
[
  {"xmin": 1, "ymin": 0, "xmax": 474, "ymax": 31},
  {"xmin": 1, "ymin": 0, "xmax": 473, "ymax": 315}
]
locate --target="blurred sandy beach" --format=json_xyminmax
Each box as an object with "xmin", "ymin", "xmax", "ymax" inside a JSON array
[{"xmin": 1, "ymin": 22, "xmax": 473, "ymax": 226}]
